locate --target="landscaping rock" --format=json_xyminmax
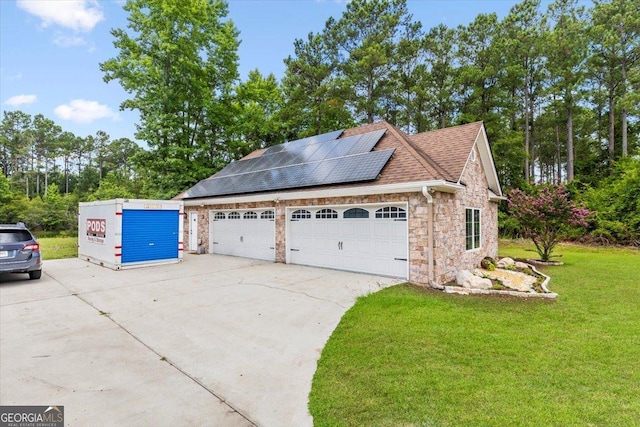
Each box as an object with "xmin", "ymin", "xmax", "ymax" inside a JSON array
[
  {"xmin": 456, "ymin": 270, "xmax": 492, "ymax": 290},
  {"xmin": 456, "ymin": 270, "xmax": 474, "ymax": 287},
  {"xmin": 515, "ymin": 261, "xmax": 529, "ymax": 269},
  {"xmin": 472, "ymin": 277, "xmax": 493, "ymax": 290},
  {"xmin": 497, "ymin": 257, "xmax": 515, "ymax": 268}
]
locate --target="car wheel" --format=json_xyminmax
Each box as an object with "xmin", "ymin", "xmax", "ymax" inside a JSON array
[{"xmin": 29, "ymin": 270, "xmax": 42, "ymax": 280}]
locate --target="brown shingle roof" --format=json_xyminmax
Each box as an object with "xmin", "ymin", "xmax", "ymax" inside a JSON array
[
  {"xmin": 407, "ymin": 121, "xmax": 483, "ymax": 183},
  {"xmin": 333, "ymin": 120, "xmax": 482, "ymax": 185},
  {"xmin": 181, "ymin": 120, "xmax": 484, "ymax": 199},
  {"xmin": 230, "ymin": 121, "xmax": 482, "ymax": 185}
]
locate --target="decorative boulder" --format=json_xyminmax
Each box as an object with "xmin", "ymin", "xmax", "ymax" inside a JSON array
[
  {"xmin": 471, "ymin": 276, "xmax": 493, "ymax": 290},
  {"xmin": 497, "ymin": 257, "xmax": 516, "ymax": 268},
  {"xmin": 515, "ymin": 261, "xmax": 529, "ymax": 269},
  {"xmin": 456, "ymin": 270, "xmax": 493, "ymax": 290},
  {"xmin": 456, "ymin": 270, "xmax": 474, "ymax": 287}
]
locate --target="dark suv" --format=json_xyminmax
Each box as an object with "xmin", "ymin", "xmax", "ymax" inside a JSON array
[{"xmin": 0, "ymin": 223, "xmax": 42, "ymax": 280}]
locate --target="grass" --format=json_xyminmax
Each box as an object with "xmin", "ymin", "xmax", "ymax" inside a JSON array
[
  {"xmin": 309, "ymin": 240, "xmax": 640, "ymax": 426},
  {"xmin": 39, "ymin": 236, "xmax": 78, "ymax": 260}
]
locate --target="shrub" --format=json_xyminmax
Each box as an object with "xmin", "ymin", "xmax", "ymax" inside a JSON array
[{"xmin": 508, "ymin": 184, "xmax": 591, "ymax": 261}]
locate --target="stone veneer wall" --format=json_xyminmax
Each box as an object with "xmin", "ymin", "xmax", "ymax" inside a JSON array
[{"xmin": 183, "ymin": 148, "xmax": 499, "ymax": 287}]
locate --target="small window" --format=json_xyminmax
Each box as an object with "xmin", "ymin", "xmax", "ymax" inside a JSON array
[
  {"xmin": 375, "ymin": 206, "xmax": 406, "ymax": 219},
  {"xmin": 213, "ymin": 212, "xmax": 225, "ymax": 220},
  {"xmin": 344, "ymin": 208, "xmax": 369, "ymax": 219},
  {"xmin": 316, "ymin": 208, "xmax": 338, "ymax": 219},
  {"xmin": 228, "ymin": 211, "xmax": 240, "ymax": 219},
  {"xmin": 466, "ymin": 208, "xmax": 481, "ymax": 251},
  {"xmin": 243, "ymin": 211, "xmax": 258, "ymax": 219},
  {"xmin": 261, "ymin": 210, "xmax": 274, "ymax": 220},
  {"xmin": 291, "ymin": 209, "xmax": 311, "ymax": 219}
]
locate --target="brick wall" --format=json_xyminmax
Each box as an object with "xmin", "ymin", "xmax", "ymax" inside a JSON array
[{"xmin": 431, "ymin": 144, "xmax": 499, "ymax": 285}]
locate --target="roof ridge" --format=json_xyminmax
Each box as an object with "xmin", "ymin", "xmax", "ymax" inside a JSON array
[{"xmin": 380, "ymin": 121, "xmax": 454, "ymax": 182}]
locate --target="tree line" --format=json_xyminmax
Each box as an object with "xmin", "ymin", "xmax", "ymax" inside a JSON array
[{"xmin": 1, "ymin": 0, "xmax": 638, "ymax": 243}]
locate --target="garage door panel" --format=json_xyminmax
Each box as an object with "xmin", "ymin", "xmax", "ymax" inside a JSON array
[
  {"xmin": 210, "ymin": 211, "xmax": 275, "ymax": 261},
  {"xmin": 288, "ymin": 205, "xmax": 407, "ymax": 278}
]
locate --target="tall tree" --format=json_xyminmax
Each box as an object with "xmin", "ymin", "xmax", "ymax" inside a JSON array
[
  {"xmin": 31, "ymin": 114, "xmax": 62, "ymax": 195},
  {"xmin": 391, "ymin": 18, "xmax": 424, "ymax": 131},
  {"xmin": 456, "ymin": 13, "xmax": 503, "ymax": 135},
  {"xmin": 498, "ymin": 0, "xmax": 546, "ymax": 182},
  {"xmin": 590, "ymin": 0, "xmax": 640, "ymax": 159},
  {"xmin": 93, "ymin": 130, "xmax": 110, "ymax": 180},
  {"xmin": 282, "ymin": 32, "xmax": 352, "ymax": 137},
  {"xmin": 100, "ymin": 0, "xmax": 240, "ymax": 198},
  {"xmin": 422, "ymin": 24, "xmax": 458, "ymax": 131},
  {"xmin": 0, "ymin": 111, "xmax": 32, "ymax": 194},
  {"xmin": 232, "ymin": 70, "xmax": 285, "ymax": 157},
  {"xmin": 326, "ymin": 0, "xmax": 417, "ymax": 123},
  {"xmin": 546, "ymin": 0, "xmax": 588, "ymax": 182}
]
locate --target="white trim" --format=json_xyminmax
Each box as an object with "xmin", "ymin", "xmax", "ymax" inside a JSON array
[
  {"xmin": 458, "ymin": 126, "xmax": 502, "ymax": 198},
  {"xmin": 286, "ymin": 200, "xmax": 406, "ymax": 211},
  {"xmin": 465, "ymin": 207, "xmax": 482, "ymax": 252},
  {"xmin": 476, "ymin": 125, "xmax": 503, "ymax": 197},
  {"xmin": 489, "ymin": 189, "xmax": 507, "ymax": 202},
  {"xmin": 182, "ymin": 180, "xmax": 463, "ymax": 206}
]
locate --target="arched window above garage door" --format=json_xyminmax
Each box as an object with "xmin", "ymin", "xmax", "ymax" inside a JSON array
[
  {"xmin": 261, "ymin": 210, "xmax": 274, "ymax": 219},
  {"xmin": 375, "ymin": 206, "xmax": 406, "ymax": 219},
  {"xmin": 213, "ymin": 212, "xmax": 225, "ymax": 220},
  {"xmin": 316, "ymin": 208, "xmax": 338, "ymax": 219},
  {"xmin": 243, "ymin": 211, "xmax": 258, "ymax": 219},
  {"xmin": 291, "ymin": 209, "xmax": 311, "ymax": 219},
  {"xmin": 228, "ymin": 211, "xmax": 241, "ymax": 219},
  {"xmin": 344, "ymin": 208, "xmax": 369, "ymax": 219}
]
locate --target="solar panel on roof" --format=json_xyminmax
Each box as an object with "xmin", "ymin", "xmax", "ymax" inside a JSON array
[
  {"xmin": 345, "ymin": 129, "xmax": 386, "ymax": 156},
  {"xmin": 182, "ymin": 149, "xmax": 394, "ymax": 198},
  {"xmin": 182, "ymin": 128, "xmax": 389, "ymax": 199},
  {"xmin": 262, "ymin": 129, "xmax": 344, "ymax": 155}
]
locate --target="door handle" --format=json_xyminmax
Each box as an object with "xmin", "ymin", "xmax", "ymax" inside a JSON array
[{"xmin": 240, "ymin": 236, "xmax": 243, "ymax": 243}]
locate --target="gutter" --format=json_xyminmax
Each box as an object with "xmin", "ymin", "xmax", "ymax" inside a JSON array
[{"xmin": 422, "ymin": 186, "xmax": 435, "ymax": 286}]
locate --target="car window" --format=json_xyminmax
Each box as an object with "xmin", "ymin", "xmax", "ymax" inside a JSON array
[{"xmin": 0, "ymin": 230, "xmax": 33, "ymax": 243}]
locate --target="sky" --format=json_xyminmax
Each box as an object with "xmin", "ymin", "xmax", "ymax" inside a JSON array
[{"xmin": 0, "ymin": 0, "xmax": 567, "ymax": 144}]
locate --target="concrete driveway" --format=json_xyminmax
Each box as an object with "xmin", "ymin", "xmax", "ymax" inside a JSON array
[{"xmin": 0, "ymin": 254, "xmax": 402, "ymax": 426}]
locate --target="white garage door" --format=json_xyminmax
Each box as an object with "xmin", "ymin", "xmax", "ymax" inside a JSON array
[
  {"xmin": 210, "ymin": 209, "xmax": 275, "ymax": 261},
  {"xmin": 288, "ymin": 205, "xmax": 408, "ymax": 278}
]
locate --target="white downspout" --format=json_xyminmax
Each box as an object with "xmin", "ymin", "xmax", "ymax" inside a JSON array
[{"xmin": 422, "ymin": 186, "xmax": 435, "ymax": 286}]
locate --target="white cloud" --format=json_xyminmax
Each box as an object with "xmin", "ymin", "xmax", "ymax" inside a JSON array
[
  {"xmin": 53, "ymin": 34, "xmax": 87, "ymax": 47},
  {"xmin": 17, "ymin": 0, "xmax": 104, "ymax": 32},
  {"xmin": 5, "ymin": 94, "xmax": 38, "ymax": 106},
  {"xmin": 54, "ymin": 99, "xmax": 117, "ymax": 123}
]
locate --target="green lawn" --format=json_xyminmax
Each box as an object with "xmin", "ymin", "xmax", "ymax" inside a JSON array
[
  {"xmin": 309, "ymin": 240, "xmax": 640, "ymax": 426},
  {"xmin": 39, "ymin": 236, "xmax": 78, "ymax": 260}
]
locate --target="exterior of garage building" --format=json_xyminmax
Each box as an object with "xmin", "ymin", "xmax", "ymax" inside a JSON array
[{"xmin": 178, "ymin": 121, "xmax": 503, "ymax": 287}]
